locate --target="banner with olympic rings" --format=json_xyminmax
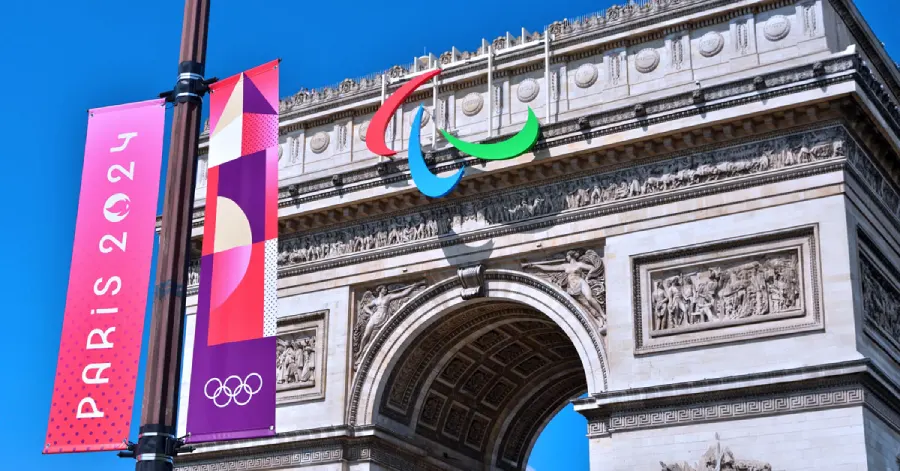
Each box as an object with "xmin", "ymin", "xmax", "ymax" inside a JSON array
[
  {"xmin": 185, "ymin": 60, "xmax": 280, "ymax": 443},
  {"xmin": 366, "ymin": 68, "xmax": 540, "ymax": 198}
]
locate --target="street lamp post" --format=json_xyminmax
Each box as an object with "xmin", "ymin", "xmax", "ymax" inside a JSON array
[{"xmin": 126, "ymin": 1, "xmax": 211, "ymax": 469}]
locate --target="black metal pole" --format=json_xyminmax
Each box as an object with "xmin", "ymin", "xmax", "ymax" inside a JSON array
[{"xmin": 131, "ymin": 1, "xmax": 210, "ymax": 469}]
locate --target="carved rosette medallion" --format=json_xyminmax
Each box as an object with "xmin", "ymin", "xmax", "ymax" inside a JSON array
[
  {"xmin": 764, "ymin": 15, "xmax": 791, "ymax": 41},
  {"xmin": 309, "ymin": 131, "xmax": 330, "ymax": 154},
  {"xmin": 461, "ymin": 93, "xmax": 484, "ymax": 117},
  {"xmin": 635, "ymin": 48, "xmax": 661, "ymax": 73},
  {"xmin": 698, "ymin": 31, "xmax": 725, "ymax": 58},
  {"xmin": 358, "ymin": 121, "xmax": 369, "ymax": 142},
  {"xmin": 516, "ymin": 78, "xmax": 540, "ymax": 103},
  {"xmin": 574, "ymin": 63, "xmax": 598, "ymax": 88},
  {"xmin": 419, "ymin": 109, "xmax": 431, "ymax": 128}
]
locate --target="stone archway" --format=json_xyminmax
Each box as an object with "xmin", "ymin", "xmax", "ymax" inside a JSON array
[{"xmin": 348, "ymin": 270, "xmax": 607, "ymax": 470}]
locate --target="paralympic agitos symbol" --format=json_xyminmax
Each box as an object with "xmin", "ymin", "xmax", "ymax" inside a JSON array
[{"xmin": 365, "ymin": 69, "xmax": 540, "ymax": 198}]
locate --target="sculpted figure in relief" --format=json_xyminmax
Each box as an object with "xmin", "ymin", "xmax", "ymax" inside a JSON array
[
  {"xmin": 353, "ymin": 282, "xmax": 427, "ymax": 365},
  {"xmin": 651, "ymin": 253, "xmax": 800, "ymax": 333},
  {"xmin": 524, "ymin": 250, "xmax": 606, "ymax": 330},
  {"xmin": 660, "ymin": 434, "xmax": 771, "ymax": 471},
  {"xmin": 276, "ymin": 335, "xmax": 316, "ymax": 388},
  {"xmin": 269, "ymin": 128, "xmax": 845, "ymax": 271}
]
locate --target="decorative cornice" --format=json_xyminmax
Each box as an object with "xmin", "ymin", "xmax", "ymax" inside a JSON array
[
  {"xmin": 186, "ymin": 123, "xmax": 858, "ymax": 296},
  {"xmin": 171, "ymin": 55, "xmax": 869, "ymax": 234},
  {"xmin": 175, "ymin": 434, "xmax": 453, "ymax": 471},
  {"xmin": 580, "ymin": 360, "xmax": 879, "ymax": 436}
]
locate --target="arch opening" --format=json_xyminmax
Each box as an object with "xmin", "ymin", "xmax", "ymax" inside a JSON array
[{"xmin": 349, "ymin": 271, "xmax": 606, "ymax": 470}]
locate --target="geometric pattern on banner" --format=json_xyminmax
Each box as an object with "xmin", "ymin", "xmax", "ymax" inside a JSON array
[
  {"xmin": 186, "ymin": 59, "xmax": 280, "ymax": 443},
  {"xmin": 263, "ymin": 238, "xmax": 278, "ymax": 338}
]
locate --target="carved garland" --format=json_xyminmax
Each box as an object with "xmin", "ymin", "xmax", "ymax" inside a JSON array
[{"xmin": 346, "ymin": 270, "xmax": 608, "ymax": 426}]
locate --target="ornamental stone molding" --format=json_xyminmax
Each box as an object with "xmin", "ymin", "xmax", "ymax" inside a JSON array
[
  {"xmin": 516, "ymin": 78, "xmax": 540, "ymax": 103},
  {"xmin": 461, "ymin": 92, "xmax": 484, "ymax": 116},
  {"xmin": 698, "ymin": 31, "xmax": 725, "ymax": 57},
  {"xmin": 574, "ymin": 63, "xmax": 598, "ymax": 88},
  {"xmin": 309, "ymin": 131, "xmax": 330, "ymax": 154},
  {"xmin": 273, "ymin": 125, "xmax": 849, "ymax": 275},
  {"xmin": 763, "ymin": 15, "xmax": 792, "ymax": 42},
  {"xmin": 635, "ymin": 48, "xmax": 661, "ymax": 73},
  {"xmin": 457, "ymin": 264, "xmax": 485, "ymax": 300}
]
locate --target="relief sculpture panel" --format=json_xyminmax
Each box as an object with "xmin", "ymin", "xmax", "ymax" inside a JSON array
[
  {"xmin": 523, "ymin": 249, "xmax": 607, "ymax": 333},
  {"xmin": 275, "ymin": 127, "xmax": 848, "ymax": 273},
  {"xmin": 634, "ymin": 226, "xmax": 821, "ymax": 354},
  {"xmin": 858, "ymin": 238, "xmax": 900, "ymax": 355},
  {"xmin": 353, "ymin": 281, "xmax": 428, "ymax": 368},
  {"xmin": 650, "ymin": 250, "xmax": 802, "ymax": 336},
  {"xmin": 276, "ymin": 310, "xmax": 327, "ymax": 403},
  {"xmin": 660, "ymin": 433, "xmax": 771, "ymax": 471}
]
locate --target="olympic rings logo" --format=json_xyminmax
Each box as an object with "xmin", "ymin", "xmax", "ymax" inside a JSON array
[
  {"xmin": 365, "ymin": 69, "xmax": 540, "ymax": 198},
  {"xmin": 204, "ymin": 373, "xmax": 263, "ymax": 408}
]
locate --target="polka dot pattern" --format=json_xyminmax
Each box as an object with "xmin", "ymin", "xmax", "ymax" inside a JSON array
[{"xmin": 263, "ymin": 239, "xmax": 278, "ymax": 337}]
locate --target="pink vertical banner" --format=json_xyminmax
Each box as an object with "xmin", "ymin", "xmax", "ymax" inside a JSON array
[{"xmin": 44, "ymin": 99, "xmax": 166, "ymax": 454}]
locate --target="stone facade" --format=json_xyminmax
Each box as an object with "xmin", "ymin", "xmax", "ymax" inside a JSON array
[{"xmin": 171, "ymin": 0, "xmax": 900, "ymax": 469}]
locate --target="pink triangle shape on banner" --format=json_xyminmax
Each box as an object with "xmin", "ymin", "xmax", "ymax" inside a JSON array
[
  {"xmin": 208, "ymin": 75, "xmax": 240, "ymax": 133},
  {"xmin": 243, "ymin": 75, "xmax": 277, "ymax": 115}
]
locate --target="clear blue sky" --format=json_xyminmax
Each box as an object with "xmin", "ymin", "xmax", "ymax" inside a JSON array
[{"xmin": 0, "ymin": 1, "xmax": 896, "ymax": 470}]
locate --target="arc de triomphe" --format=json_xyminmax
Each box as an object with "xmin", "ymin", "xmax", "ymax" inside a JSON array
[{"xmin": 171, "ymin": 0, "xmax": 900, "ymax": 468}]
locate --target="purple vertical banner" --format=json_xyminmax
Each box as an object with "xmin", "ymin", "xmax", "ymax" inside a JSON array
[{"xmin": 186, "ymin": 60, "xmax": 280, "ymax": 443}]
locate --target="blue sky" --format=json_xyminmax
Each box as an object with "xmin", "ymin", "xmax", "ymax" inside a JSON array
[{"xmin": 0, "ymin": 1, "xmax": 896, "ymax": 470}]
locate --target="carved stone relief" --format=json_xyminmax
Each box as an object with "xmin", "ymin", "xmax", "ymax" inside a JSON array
[
  {"xmin": 763, "ymin": 15, "xmax": 791, "ymax": 42},
  {"xmin": 353, "ymin": 281, "xmax": 427, "ymax": 367},
  {"xmin": 671, "ymin": 36, "xmax": 685, "ymax": 70},
  {"xmin": 635, "ymin": 48, "xmax": 661, "ymax": 73},
  {"xmin": 699, "ymin": 31, "xmax": 725, "ymax": 58},
  {"xmin": 358, "ymin": 121, "xmax": 369, "ymax": 142},
  {"xmin": 523, "ymin": 249, "xmax": 606, "ymax": 332},
  {"xmin": 275, "ymin": 127, "xmax": 848, "ymax": 273},
  {"xmin": 608, "ymin": 53, "xmax": 622, "ymax": 85},
  {"xmin": 517, "ymin": 78, "xmax": 540, "ymax": 103},
  {"xmin": 276, "ymin": 310, "xmax": 327, "ymax": 403},
  {"xmin": 634, "ymin": 226, "xmax": 822, "ymax": 354},
  {"xmin": 457, "ymin": 264, "xmax": 485, "ymax": 300},
  {"xmin": 310, "ymin": 131, "xmax": 330, "ymax": 154},
  {"xmin": 197, "ymin": 157, "xmax": 208, "ymax": 188},
  {"xmin": 802, "ymin": 3, "xmax": 817, "ymax": 37},
  {"xmin": 337, "ymin": 123, "xmax": 348, "ymax": 151},
  {"xmin": 735, "ymin": 21, "xmax": 750, "ymax": 54},
  {"xmin": 649, "ymin": 250, "xmax": 801, "ymax": 336},
  {"xmin": 660, "ymin": 433, "xmax": 772, "ymax": 471},
  {"xmin": 574, "ymin": 63, "xmax": 598, "ymax": 88},
  {"xmin": 461, "ymin": 93, "xmax": 484, "ymax": 117},
  {"xmin": 860, "ymin": 250, "xmax": 900, "ymax": 350}
]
